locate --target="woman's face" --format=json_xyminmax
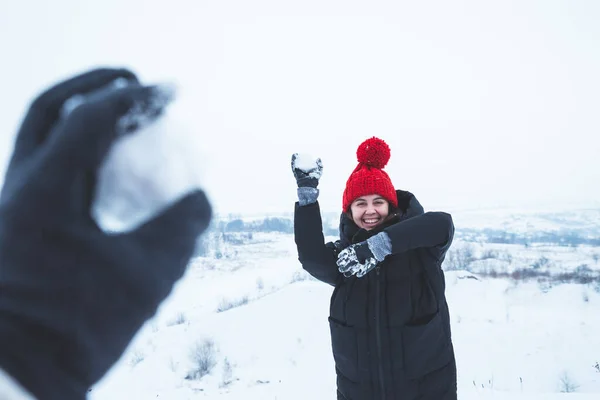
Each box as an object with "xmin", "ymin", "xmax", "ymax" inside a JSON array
[{"xmin": 349, "ymin": 194, "xmax": 390, "ymax": 230}]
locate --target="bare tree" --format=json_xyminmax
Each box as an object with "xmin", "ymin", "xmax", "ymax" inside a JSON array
[{"xmin": 558, "ymin": 371, "xmax": 579, "ymax": 393}]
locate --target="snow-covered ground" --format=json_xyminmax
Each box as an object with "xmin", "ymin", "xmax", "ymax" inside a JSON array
[{"xmin": 90, "ymin": 211, "xmax": 600, "ymax": 399}]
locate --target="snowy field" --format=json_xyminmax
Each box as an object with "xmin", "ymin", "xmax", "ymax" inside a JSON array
[{"xmin": 90, "ymin": 209, "xmax": 600, "ymax": 399}]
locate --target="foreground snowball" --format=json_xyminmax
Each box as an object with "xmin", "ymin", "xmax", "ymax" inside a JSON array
[{"xmin": 92, "ymin": 110, "xmax": 205, "ymax": 233}]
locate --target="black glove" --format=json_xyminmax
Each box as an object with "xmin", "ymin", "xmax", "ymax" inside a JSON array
[
  {"xmin": 336, "ymin": 241, "xmax": 379, "ymax": 278},
  {"xmin": 0, "ymin": 68, "xmax": 212, "ymax": 400},
  {"xmin": 291, "ymin": 153, "xmax": 323, "ymax": 188}
]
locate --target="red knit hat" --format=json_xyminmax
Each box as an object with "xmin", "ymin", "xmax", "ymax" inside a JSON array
[{"xmin": 342, "ymin": 137, "xmax": 398, "ymax": 211}]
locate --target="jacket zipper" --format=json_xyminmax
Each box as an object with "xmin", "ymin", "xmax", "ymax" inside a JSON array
[{"xmin": 375, "ymin": 266, "xmax": 385, "ymax": 398}]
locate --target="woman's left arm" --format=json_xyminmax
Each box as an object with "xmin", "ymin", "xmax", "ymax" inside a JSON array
[
  {"xmin": 383, "ymin": 212, "xmax": 454, "ymax": 259},
  {"xmin": 337, "ymin": 212, "xmax": 455, "ymax": 278}
]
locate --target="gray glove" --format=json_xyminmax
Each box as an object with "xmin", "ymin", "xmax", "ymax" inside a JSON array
[
  {"xmin": 336, "ymin": 232, "xmax": 392, "ymax": 277},
  {"xmin": 291, "ymin": 153, "xmax": 323, "ymax": 206}
]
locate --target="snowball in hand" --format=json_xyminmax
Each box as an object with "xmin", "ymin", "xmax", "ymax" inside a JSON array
[
  {"xmin": 63, "ymin": 82, "xmax": 206, "ymax": 233},
  {"xmin": 94, "ymin": 106, "xmax": 206, "ymax": 232},
  {"xmin": 293, "ymin": 153, "xmax": 322, "ymax": 179}
]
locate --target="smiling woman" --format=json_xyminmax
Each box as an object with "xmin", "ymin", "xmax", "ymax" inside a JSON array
[
  {"xmin": 349, "ymin": 194, "xmax": 391, "ymax": 230},
  {"xmin": 291, "ymin": 137, "xmax": 457, "ymax": 399}
]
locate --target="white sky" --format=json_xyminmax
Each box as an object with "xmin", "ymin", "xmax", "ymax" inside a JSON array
[{"xmin": 1, "ymin": 0, "xmax": 599, "ymax": 216}]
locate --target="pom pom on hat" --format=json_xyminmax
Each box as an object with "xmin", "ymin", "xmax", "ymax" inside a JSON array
[
  {"xmin": 356, "ymin": 137, "xmax": 391, "ymax": 169},
  {"xmin": 342, "ymin": 137, "xmax": 398, "ymax": 211}
]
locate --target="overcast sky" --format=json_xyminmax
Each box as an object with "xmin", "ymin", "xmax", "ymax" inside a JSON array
[{"xmin": 1, "ymin": 0, "xmax": 599, "ymax": 216}]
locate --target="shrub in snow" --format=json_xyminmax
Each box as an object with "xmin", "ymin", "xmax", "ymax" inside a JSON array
[
  {"xmin": 169, "ymin": 357, "xmax": 178, "ymax": 373},
  {"xmin": 538, "ymin": 279, "xmax": 553, "ymax": 293},
  {"xmin": 214, "ymin": 239, "xmax": 224, "ymax": 259},
  {"xmin": 532, "ymin": 255, "xmax": 550, "ymax": 269},
  {"xmin": 592, "ymin": 252, "xmax": 599, "ymax": 264},
  {"xmin": 471, "ymin": 377, "xmax": 494, "ymax": 390},
  {"xmin": 556, "ymin": 270, "xmax": 595, "ymax": 285},
  {"xmin": 499, "ymin": 250, "xmax": 513, "ymax": 264},
  {"xmin": 222, "ymin": 233, "xmax": 248, "ymax": 245},
  {"xmin": 216, "ymin": 295, "xmax": 249, "ymax": 313},
  {"xmin": 194, "ymin": 233, "xmax": 211, "ymax": 257},
  {"xmin": 519, "ymin": 377, "xmax": 524, "ymax": 392},
  {"xmin": 203, "ymin": 261, "xmax": 216, "ymax": 271},
  {"xmin": 480, "ymin": 249, "xmax": 499, "ymax": 260},
  {"xmin": 478, "ymin": 266, "xmax": 599, "ymax": 288},
  {"xmin": 185, "ymin": 339, "xmax": 217, "ymax": 380},
  {"xmin": 129, "ymin": 349, "xmax": 145, "ymax": 367},
  {"xmin": 290, "ymin": 269, "xmax": 314, "ymax": 283},
  {"xmin": 166, "ymin": 312, "xmax": 187, "ymax": 326},
  {"xmin": 582, "ymin": 290, "xmax": 590, "ymax": 303},
  {"xmin": 574, "ymin": 264, "xmax": 592, "ymax": 278},
  {"xmin": 512, "ymin": 268, "xmax": 550, "ymax": 281},
  {"xmin": 558, "ymin": 371, "xmax": 579, "ymax": 393},
  {"xmin": 192, "ymin": 230, "xmax": 234, "ymax": 259},
  {"xmin": 444, "ymin": 245, "xmax": 475, "ymax": 271},
  {"xmin": 220, "ymin": 358, "xmax": 234, "ymax": 388},
  {"xmin": 594, "ymin": 361, "xmax": 599, "ymax": 373}
]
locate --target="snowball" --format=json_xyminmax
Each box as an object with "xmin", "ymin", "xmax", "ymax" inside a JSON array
[
  {"xmin": 91, "ymin": 109, "xmax": 206, "ymax": 233},
  {"xmin": 294, "ymin": 153, "xmax": 320, "ymax": 172}
]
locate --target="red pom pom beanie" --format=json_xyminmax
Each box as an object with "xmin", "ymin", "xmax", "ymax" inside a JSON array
[{"xmin": 342, "ymin": 137, "xmax": 398, "ymax": 211}]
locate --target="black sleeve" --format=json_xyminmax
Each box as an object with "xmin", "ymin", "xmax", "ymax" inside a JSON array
[
  {"xmin": 383, "ymin": 212, "xmax": 454, "ymax": 260},
  {"xmin": 294, "ymin": 201, "xmax": 342, "ymax": 287}
]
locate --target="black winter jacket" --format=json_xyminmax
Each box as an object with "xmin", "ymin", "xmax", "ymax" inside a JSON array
[{"xmin": 294, "ymin": 190, "xmax": 456, "ymax": 400}]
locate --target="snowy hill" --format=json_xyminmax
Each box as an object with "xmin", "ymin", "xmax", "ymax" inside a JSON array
[
  {"xmin": 90, "ymin": 209, "xmax": 600, "ymax": 399},
  {"xmin": 451, "ymin": 207, "xmax": 600, "ymax": 247}
]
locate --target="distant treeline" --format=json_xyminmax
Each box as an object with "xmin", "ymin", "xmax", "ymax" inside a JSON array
[
  {"xmin": 210, "ymin": 217, "xmax": 338, "ymax": 236},
  {"xmin": 459, "ymin": 228, "xmax": 600, "ymax": 247},
  {"xmin": 216, "ymin": 218, "xmax": 294, "ymax": 234},
  {"xmin": 208, "ymin": 218, "xmax": 599, "ymax": 246}
]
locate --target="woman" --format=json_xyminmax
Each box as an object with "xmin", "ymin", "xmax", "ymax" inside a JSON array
[{"xmin": 291, "ymin": 137, "xmax": 457, "ymax": 399}]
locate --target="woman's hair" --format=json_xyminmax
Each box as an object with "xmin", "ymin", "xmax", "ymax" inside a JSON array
[{"xmin": 385, "ymin": 204, "xmax": 401, "ymax": 221}]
